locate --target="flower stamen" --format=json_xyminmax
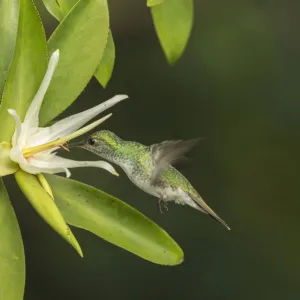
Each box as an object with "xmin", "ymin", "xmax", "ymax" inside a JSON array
[{"xmin": 60, "ymin": 144, "xmax": 70, "ymax": 152}]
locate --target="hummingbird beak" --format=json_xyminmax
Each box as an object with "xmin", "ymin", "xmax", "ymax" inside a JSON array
[{"xmin": 68, "ymin": 139, "xmax": 86, "ymax": 148}]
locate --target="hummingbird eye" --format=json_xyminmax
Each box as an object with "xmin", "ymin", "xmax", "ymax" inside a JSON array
[{"xmin": 88, "ymin": 138, "xmax": 96, "ymax": 146}]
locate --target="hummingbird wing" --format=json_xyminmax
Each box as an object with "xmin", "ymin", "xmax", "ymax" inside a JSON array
[{"xmin": 149, "ymin": 138, "xmax": 201, "ymax": 182}]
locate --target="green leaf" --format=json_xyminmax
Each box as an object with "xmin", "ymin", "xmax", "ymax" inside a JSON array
[
  {"xmin": 59, "ymin": 0, "xmax": 80, "ymax": 15},
  {"xmin": 0, "ymin": 0, "xmax": 47, "ymax": 142},
  {"xmin": 0, "ymin": 178, "xmax": 25, "ymax": 300},
  {"xmin": 42, "ymin": 0, "xmax": 114, "ymax": 89},
  {"xmin": 42, "ymin": 0, "xmax": 80, "ymax": 21},
  {"xmin": 40, "ymin": 0, "xmax": 109, "ymax": 125},
  {"xmin": 0, "ymin": 0, "xmax": 19, "ymax": 96},
  {"xmin": 151, "ymin": 0, "xmax": 193, "ymax": 64},
  {"xmin": 147, "ymin": 0, "xmax": 164, "ymax": 7},
  {"xmin": 94, "ymin": 31, "xmax": 115, "ymax": 88},
  {"xmin": 46, "ymin": 175, "xmax": 184, "ymax": 265},
  {"xmin": 0, "ymin": 142, "xmax": 18, "ymax": 177},
  {"xmin": 15, "ymin": 170, "xmax": 83, "ymax": 257},
  {"xmin": 41, "ymin": 0, "xmax": 64, "ymax": 21}
]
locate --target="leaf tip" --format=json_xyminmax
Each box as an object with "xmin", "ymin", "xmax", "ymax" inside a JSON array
[
  {"xmin": 166, "ymin": 54, "xmax": 181, "ymax": 66},
  {"xmin": 147, "ymin": 0, "xmax": 165, "ymax": 7},
  {"xmin": 69, "ymin": 232, "xmax": 83, "ymax": 258},
  {"xmin": 170, "ymin": 246, "xmax": 184, "ymax": 266}
]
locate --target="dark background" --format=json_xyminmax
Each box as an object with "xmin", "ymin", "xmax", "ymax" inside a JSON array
[{"xmin": 5, "ymin": 0, "xmax": 300, "ymax": 299}]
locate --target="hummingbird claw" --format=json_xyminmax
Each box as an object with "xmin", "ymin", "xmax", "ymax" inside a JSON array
[{"xmin": 157, "ymin": 198, "xmax": 168, "ymax": 213}]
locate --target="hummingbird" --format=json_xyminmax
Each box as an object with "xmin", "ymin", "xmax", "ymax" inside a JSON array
[{"xmin": 79, "ymin": 130, "xmax": 230, "ymax": 230}]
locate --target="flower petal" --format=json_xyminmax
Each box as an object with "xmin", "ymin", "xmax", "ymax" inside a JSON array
[
  {"xmin": 31, "ymin": 95, "xmax": 128, "ymax": 144},
  {"xmin": 7, "ymin": 109, "xmax": 22, "ymax": 146},
  {"xmin": 10, "ymin": 146, "xmax": 25, "ymax": 165},
  {"xmin": 27, "ymin": 155, "xmax": 119, "ymax": 176},
  {"xmin": 64, "ymin": 168, "xmax": 71, "ymax": 178},
  {"xmin": 24, "ymin": 50, "xmax": 60, "ymax": 128},
  {"xmin": 7, "ymin": 109, "xmax": 30, "ymax": 167},
  {"xmin": 18, "ymin": 161, "xmax": 66, "ymax": 176}
]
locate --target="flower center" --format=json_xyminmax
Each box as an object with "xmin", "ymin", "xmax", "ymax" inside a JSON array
[{"xmin": 22, "ymin": 113, "xmax": 112, "ymax": 158}]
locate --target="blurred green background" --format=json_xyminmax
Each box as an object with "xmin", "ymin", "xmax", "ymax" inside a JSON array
[{"xmin": 4, "ymin": 0, "xmax": 300, "ymax": 299}]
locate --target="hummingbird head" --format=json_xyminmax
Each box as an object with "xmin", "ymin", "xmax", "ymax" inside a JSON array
[{"xmin": 81, "ymin": 130, "xmax": 123, "ymax": 161}]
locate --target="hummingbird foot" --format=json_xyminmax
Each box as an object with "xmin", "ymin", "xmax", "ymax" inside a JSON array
[{"xmin": 157, "ymin": 198, "xmax": 168, "ymax": 213}]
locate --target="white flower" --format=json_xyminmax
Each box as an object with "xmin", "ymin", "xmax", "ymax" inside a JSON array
[{"xmin": 8, "ymin": 49, "xmax": 127, "ymax": 178}]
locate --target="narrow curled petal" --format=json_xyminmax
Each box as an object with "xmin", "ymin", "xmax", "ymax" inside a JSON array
[
  {"xmin": 24, "ymin": 50, "xmax": 60, "ymax": 128},
  {"xmin": 36, "ymin": 95, "xmax": 128, "ymax": 143},
  {"xmin": 24, "ymin": 114, "xmax": 112, "ymax": 152},
  {"xmin": 7, "ymin": 109, "xmax": 22, "ymax": 146},
  {"xmin": 10, "ymin": 146, "xmax": 26, "ymax": 165},
  {"xmin": 24, "ymin": 114, "xmax": 112, "ymax": 150},
  {"xmin": 19, "ymin": 163, "xmax": 67, "ymax": 176},
  {"xmin": 8, "ymin": 109, "xmax": 29, "ymax": 166},
  {"xmin": 25, "ymin": 155, "xmax": 119, "ymax": 177},
  {"xmin": 64, "ymin": 168, "xmax": 71, "ymax": 178}
]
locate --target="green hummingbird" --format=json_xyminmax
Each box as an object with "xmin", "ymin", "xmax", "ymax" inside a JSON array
[{"xmin": 80, "ymin": 130, "xmax": 230, "ymax": 230}]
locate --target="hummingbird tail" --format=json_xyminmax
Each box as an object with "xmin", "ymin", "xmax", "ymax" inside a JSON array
[
  {"xmin": 188, "ymin": 193, "xmax": 231, "ymax": 230},
  {"xmin": 207, "ymin": 211, "xmax": 231, "ymax": 231}
]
